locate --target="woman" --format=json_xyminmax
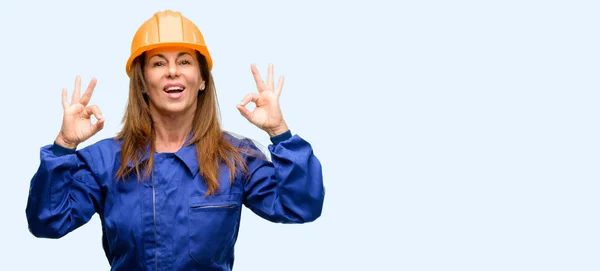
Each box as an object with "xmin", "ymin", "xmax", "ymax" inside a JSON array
[{"xmin": 25, "ymin": 10, "xmax": 325, "ymax": 271}]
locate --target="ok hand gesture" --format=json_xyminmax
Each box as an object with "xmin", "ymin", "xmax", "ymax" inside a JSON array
[
  {"xmin": 55, "ymin": 76, "xmax": 104, "ymax": 149},
  {"xmin": 237, "ymin": 64, "xmax": 289, "ymax": 137}
]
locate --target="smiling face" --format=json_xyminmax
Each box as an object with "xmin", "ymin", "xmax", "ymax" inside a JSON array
[{"xmin": 143, "ymin": 47, "xmax": 206, "ymax": 117}]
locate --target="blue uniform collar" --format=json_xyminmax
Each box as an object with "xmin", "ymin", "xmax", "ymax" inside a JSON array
[
  {"xmin": 173, "ymin": 142, "xmax": 199, "ymax": 177},
  {"xmin": 126, "ymin": 134, "xmax": 200, "ymax": 177}
]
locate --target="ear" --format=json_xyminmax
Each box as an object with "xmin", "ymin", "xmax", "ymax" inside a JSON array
[{"xmin": 199, "ymin": 80, "xmax": 206, "ymax": 92}]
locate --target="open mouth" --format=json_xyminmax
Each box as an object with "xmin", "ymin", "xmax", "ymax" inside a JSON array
[
  {"xmin": 163, "ymin": 83, "xmax": 186, "ymax": 94},
  {"xmin": 164, "ymin": 87, "xmax": 185, "ymax": 93}
]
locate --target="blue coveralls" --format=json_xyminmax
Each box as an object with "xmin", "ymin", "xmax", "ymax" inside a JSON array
[{"xmin": 25, "ymin": 130, "xmax": 325, "ymax": 270}]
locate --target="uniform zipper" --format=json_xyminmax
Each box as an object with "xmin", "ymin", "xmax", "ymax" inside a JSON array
[{"xmin": 152, "ymin": 172, "xmax": 158, "ymax": 271}]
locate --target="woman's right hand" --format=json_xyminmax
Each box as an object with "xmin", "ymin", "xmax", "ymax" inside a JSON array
[{"xmin": 55, "ymin": 76, "xmax": 104, "ymax": 149}]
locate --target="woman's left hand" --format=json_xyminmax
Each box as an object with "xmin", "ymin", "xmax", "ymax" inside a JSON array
[{"xmin": 237, "ymin": 63, "xmax": 289, "ymax": 137}]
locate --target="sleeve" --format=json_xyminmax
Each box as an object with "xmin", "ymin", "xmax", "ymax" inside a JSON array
[
  {"xmin": 25, "ymin": 142, "xmax": 104, "ymax": 239},
  {"xmin": 241, "ymin": 131, "xmax": 325, "ymax": 223}
]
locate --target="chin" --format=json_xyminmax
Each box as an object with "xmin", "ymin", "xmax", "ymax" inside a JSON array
[{"xmin": 155, "ymin": 103, "xmax": 195, "ymax": 116}]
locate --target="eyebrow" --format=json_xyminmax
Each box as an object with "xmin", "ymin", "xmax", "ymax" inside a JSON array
[{"xmin": 150, "ymin": 52, "xmax": 192, "ymax": 60}]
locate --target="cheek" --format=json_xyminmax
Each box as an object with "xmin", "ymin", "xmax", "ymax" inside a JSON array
[
  {"xmin": 183, "ymin": 72, "xmax": 202, "ymax": 89},
  {"xmin": 144, "ymin": 71, "xmax": 163, "ymax": 91}
]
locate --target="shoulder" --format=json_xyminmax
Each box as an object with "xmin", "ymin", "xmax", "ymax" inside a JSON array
[
  {"xmin": 222, "ymin": 131, "xmax": 255, "ymax": 148},
  {"xmin": 222, "ymin": 131, "xmax": 248, "ymax": 146},
  {"xmin": 221, "ymin": 131, "xmax": 270, "ymax": 160},
  {"xmin": 75, "ymin": 137, "xmax": 123, "ymax": 165},
  {"xmin": 72, "ymin": 137, "xmax": 124, "ymax": 177},
  {"xmin": 78, "ymin": 137, "xmax": 122, "ymax": 154}
]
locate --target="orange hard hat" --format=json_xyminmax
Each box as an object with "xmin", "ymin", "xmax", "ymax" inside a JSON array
[{"xmin": 125, "ymin": 10, "xmax": 213, "ymax": 76}]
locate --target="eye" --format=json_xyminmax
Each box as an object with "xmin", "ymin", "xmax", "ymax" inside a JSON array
[
  {"xmin": 180, "ymin": 59, "xmax": 192, "ymax": 65},
  {"xmin": 152, "ymin": 61, "xmax": 165, "ymax": 67}
]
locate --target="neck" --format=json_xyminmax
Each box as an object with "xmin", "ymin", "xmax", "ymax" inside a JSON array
[{"xmin": 151, "ymin": 106, "xmax": 195, "ymax": 153}]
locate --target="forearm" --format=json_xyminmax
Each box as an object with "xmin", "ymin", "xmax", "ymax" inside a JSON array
[
  {"xmin": 26, "ymin": 144, "xmax": 100, "ymax": 238},
  {"xmin": 244, "ymin": 133, "xmax": 325, "ymax": 223}
]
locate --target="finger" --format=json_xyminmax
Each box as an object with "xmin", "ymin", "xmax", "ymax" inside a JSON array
[
  {"xmin": 239, "ymin": 93, "xmax": 259, "ymax": 107},
  {"xmin": 251, "ymin": 64, "xmax": 266, "ymax": 92},
  {"xmin": 61, "ymin": 88, "xmax": 68, "ymax": 109},
  {"xmin": 236, "ymin": 104, "xmax": 253, "ymax": 120},
  {"xmin": 71, "ymin": 76, "xmax": 81, "ymax": 104},
  {"xmin": 267, "ymin": 63, "xmax": 274, "ymax": 91},
  {"xmin": 92, "ymin": 117, "xmax": 105, "ymax": 133},
  {"xmin": 274, "ymin": 75, "xmax": 284, "ymax": 96},
  {"xmin": 84, "ymin": 105, "xmax": 104, "ymax": 120},
  {"xmin": 79, "ymin": 77, "xmax": 98, "ymax": 106}
]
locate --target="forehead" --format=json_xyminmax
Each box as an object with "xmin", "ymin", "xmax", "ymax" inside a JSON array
[{"xmin": 145, "ymin": 46, "xmax": 197, "ymax": 60}]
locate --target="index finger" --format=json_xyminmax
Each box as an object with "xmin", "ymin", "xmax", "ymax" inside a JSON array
[{"xmin": 79, "ymin": 77, "xmax": 98, "ymax": 106}]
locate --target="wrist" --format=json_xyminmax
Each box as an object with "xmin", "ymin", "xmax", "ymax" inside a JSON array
[
  {"xmin": 265, "ymin": 123, "xmax": 289, "ymax": 137},
  {"xmin": 55, "ymin": 134, "xmax": 78, "ymax": 149}
]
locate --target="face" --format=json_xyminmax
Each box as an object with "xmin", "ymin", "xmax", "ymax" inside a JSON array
[{"xmin": 143, "ymin": 47, "xmax": 206, "ymax": 116}]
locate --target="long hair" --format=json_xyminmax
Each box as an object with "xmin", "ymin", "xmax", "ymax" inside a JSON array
[{"xmin": 114, "ymin": 51, "xmax": 252, "ymax": 196}]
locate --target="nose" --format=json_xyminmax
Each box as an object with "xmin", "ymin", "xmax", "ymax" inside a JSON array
[{"xmin": 167, "ymin": 61, "xmax": 180, "ymax": 78}]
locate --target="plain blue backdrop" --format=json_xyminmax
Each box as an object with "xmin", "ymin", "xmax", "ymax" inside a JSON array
[{"xmin": 1, "ymin": 0, "xmax": 599, "ymax": 270}]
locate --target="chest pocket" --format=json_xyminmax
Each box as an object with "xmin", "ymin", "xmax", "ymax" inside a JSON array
[{"xmin": 188, "ymin": 192, "xmax": 242, "ymax": 264}]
